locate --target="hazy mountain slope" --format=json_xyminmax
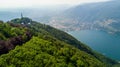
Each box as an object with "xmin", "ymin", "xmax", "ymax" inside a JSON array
[
  {"xmin": 64, "ymin": 0, "xmax": 120, "ymax": 22},
  {"xmin": 0, "ymin": 18, "xmax": 119, "ymax": 66},
  {"xmin": 47, "ymin": 0, "xmax": 120, "ymax": 33}
]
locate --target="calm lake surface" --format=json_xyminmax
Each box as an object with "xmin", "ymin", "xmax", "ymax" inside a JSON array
[{"xmin": 68, "ymin": 30, "xmax": 120, "ymax": 61}]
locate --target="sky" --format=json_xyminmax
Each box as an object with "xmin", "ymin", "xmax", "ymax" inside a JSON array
[{"xmin": 0, "ymin": 0, "xmax": 110, "ymax": 8}]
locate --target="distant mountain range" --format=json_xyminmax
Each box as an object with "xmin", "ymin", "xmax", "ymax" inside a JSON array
[
  {"xmin": 46, "ymin": 0, "xmax": 120, "ymax": 33},
  {"xmin": 0, "ymin": 5, "xmax": 69, "ymax": 22},
  {"xmin": 1, "ymin": 0, "xmax": 120, "ymax": 33}
]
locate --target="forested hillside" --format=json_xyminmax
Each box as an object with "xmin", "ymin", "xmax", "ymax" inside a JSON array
[{"xmin": 0, "ymin": 17, "xmax": 119, "ymax": 67}]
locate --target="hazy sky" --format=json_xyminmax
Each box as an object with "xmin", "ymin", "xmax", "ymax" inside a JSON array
[{"xmin": 0, "ymin": 0, "xmax": 110, "ymax": 8}]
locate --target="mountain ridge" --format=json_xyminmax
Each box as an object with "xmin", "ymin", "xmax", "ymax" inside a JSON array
[{"xmin": 0, "ymin": 17, "xmax": 119, "ymax": 67}]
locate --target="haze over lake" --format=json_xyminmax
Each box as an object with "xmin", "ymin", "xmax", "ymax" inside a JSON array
[{"xmin": 69, "ymin": 30, "xmax": 120, "ymax": 61}]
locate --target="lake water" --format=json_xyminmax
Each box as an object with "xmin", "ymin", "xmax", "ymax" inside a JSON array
[{"xmin": 68, "ymin": 30, "xmax": 120, "ymax": 61}]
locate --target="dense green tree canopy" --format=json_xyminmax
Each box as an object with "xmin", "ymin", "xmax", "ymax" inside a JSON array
[{"xmin": 0, "ymin": 37, "xmax": 105, "ymax": 67}]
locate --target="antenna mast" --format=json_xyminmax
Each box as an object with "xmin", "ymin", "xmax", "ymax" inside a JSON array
[{"xmin": 21, "ymin": 13, "xmax": 23, "ymax": 18}]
